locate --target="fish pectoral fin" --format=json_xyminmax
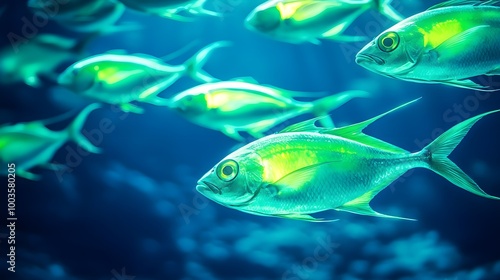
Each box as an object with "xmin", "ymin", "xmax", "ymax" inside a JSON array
[
  {"xmin": 441, "ymin": 79, "xmax": 499, "ymax": 92},
  {"xmin": 274, "ymin": 213, "xmax": 338, "ymax": 222},
  {"xmin": 18, "ymin": 170, "xmax": 41, "ymax": 181},
  {"xmin": 120, "ymin": 103, "xmax": 144, "ymax": 114},
  {"xmin": 140, "ymin": 95, "xmax": 171, "ymax": 107},
  {"xmin": 434, "ymin": 25, "xmax": 490, "ymax": 57},
  {"xmin": 221, "ymin": 127, "xmax": 245, "ymax": 142},
  {"xmin": 336, "ymin": 190, "xmax": 416, "ymax": 221},
  {"xmin": 270, "ymin": 161, "xmax": 340, "ymax": 195}
]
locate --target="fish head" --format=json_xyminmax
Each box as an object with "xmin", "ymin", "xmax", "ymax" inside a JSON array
[
  {"xmin": 197, "ymin": 149, "xmax": 265, "ymax": 208},
  {"xmin": 169, "ymin": 91, "xmax": 209, "ymax": 120},
  {"xmin": 58, "ymin": 61, "xmax": 98, "ymax": 93},
  {"xmin": 245, "ymin": 2, "xmax": 282, "ymax": 34},
  {"xmin": 355, "ymin": 24, "xmax": 425, "ymax": 79}
]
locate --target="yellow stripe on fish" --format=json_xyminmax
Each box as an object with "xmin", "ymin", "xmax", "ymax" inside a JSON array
[{"xmin": 418, "ymin": 19, "xmax": 464, "ymax": 48}]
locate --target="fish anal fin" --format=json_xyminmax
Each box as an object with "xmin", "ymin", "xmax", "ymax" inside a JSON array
[
  {"xmin": 441, "ymin": 79, "xmax": 499, "ymax": 92},
  {"xmin": 274, "ymin": 213, "xmax": 338, "ymax": 222},
  {"xmin": 120, "ymin": 103, "xmax": 144, "ymax": 114},
  {"xmin": 337, "ymin": 190, "xmax": 415, "ymax": 221}
]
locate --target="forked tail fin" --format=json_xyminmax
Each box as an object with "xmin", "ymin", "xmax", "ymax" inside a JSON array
[
  {"xmin": 422, "ymin": 109, "xmax": 500, "ymax": 199},
  {"xmin": 184, "ymin": 41, "xmax": 231, "ymax": 83},
  {"xmin": 373, "ymin": 0, "xmax": 404, "ymax": 22},
  {"xmin": 66, "ymin": 103, "xmax": 102, "ymax": 154}
]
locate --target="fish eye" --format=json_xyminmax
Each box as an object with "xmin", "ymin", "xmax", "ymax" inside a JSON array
[
  {"xmin": 216, "ymin": 159, "xmax": 239, "ymax": 182},
  {"xmin": 377, "ymin": 32, "xmax": 400, "ymax": 52}
]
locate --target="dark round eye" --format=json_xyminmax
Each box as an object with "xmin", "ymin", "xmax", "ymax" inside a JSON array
[
  {"xmin": 377, "ymin": 31, "xmax": 400, "ymax": 52},
  {"xmin": 216, "ymin": 159, "xmax": 239, "ymax": 182}
]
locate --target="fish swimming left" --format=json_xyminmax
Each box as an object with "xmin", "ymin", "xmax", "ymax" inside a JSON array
[
  {"xmin": 356, "ymin": 0, "xmax": 500, "ymax": 91},
  {"xmin": 245, "ymin": 0, "xmax": 404, "ymax": 44},
  {"xmin": 58, "ymin": 41, "xmax": 230, "ymax": 114},
  {"xmin": 117, "ymin": 0, "xmax": 221, "ymax": 21},
  {"xmin": 28, "ymin": 0, "xmax": 126, "ymax": 33},
  {"xmin": 196, "ymin": 99, "xmax": 500, "ymax": 222},
  {"xmin": 0, "ymin": 33, "xmax": 96, "ymax": 87},
  {"xmin": 168, "ymin": 79, "xmax": 369, "ymax": 141},
  {"xmin": 0, "ymin": 104, "xmax": 101, "ymax": 180}
]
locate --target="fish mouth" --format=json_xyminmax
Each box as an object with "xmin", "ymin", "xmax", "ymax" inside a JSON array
[
  {"xmin": 355, "ymin": 54, "xmax": 385, "ymax": 66},
  {"xmin": 197, "ymin": 181, "xmax": 221, "ymax": 195}
]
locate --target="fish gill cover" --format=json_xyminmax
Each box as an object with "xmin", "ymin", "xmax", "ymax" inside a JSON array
[{"xmin": 0, "ymin": 0, "xmax": 500, "ymax": 280}]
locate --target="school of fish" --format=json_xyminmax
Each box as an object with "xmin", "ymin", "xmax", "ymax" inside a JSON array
[{"xmin": 2, "ymin": 0, "xmax": 500, "ymax": 222}]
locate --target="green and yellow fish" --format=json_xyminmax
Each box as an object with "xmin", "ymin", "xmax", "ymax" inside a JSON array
[
  {"xmin": 356, "ymin": 0, "xmax": 500, "ymax": 91},
  {"xmin": 245, "ymin": 0, "xmax": 403, "ymax": 44},
  {"xmin": 168, "ymin": 79, "xmax": 369, "ymax": 141},
  {"xmin": 117, "ymin": 0, "xmax": 220, "ymax": 20},
  {"xmin": 58, "ymin": 41, "xmax": 229, "ymax": 114},
  {"xmin": 196, "ymin": 99, "xmax": 500, "ymax": 222},
  {"xmin": 0, "ymin": 104, "xmax": 101, "ymax": 180}
]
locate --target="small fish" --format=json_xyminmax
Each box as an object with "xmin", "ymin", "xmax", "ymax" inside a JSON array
[
  {"xmin": 356, "ymin": 0, "xmax": 500, "ymax": 91},
  {"xmin": 168, "ymin": 79, "xmax": 369, "ymax": 141},
  {"xmin": 245, "ymin": 0, "xmax": 403, "ymax": 44},
  {"xmin": 196, "ymin": 99, "xmax": 500, "ymax": 222},
  {"xmin": 117, "ymin": 0, "xmax": 221, "ymax": 21},
  {"xmin": 0, "ymin": 33, "xmax": 95, "ymax": 87},
  {"xmin": 0, "ymin": 104, "xmax": 101, "ymax": 180},
  {"xmin": 28, "ymin": 0, "xmax": 126, "ymax": 33},
  {"xmin": 58, "ymin": 41, "xmax": 229, "ymax": 114}
]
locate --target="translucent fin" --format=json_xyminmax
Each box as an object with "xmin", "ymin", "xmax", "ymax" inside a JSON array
[
  {"xmin": 67, "ymin": 103, "xmax": 102, "ymax": 153},
  {"xmin": 221, "ymin": 126, "xmax": 245, "ymax": 142},
  {"xmin": 434, "ymin": 25, "xmax": 489, "ymax": 55},
  {"xmin": 423, "ymin": 109, "xmax": 500, "ymax": 200},
  {"xmin": 188, "ymin": 0, "xmax": 223, "ymax": 18},
  {"xmin": 274, "ymin": 213, "xmax": 338, "ymax": 222},
  {"xmin": 336, "ymin": 189, "xmax": 416, "ymax": 221},
  {"xmin": 375, "ymin": 0, "xmax": 404, "ymax": 22},
  {"xmin": 441, "ymin": 79, "xmax": 499, "ymax": 92},
  {"xmin": 120, "ymin": 103, "xmax": 144, "ymax": 114},
  {"xmin": 427, "ymin": 0, "xmax": 500, "ymax": 10},
  {"xmin": 184, "ymin": 41, "xmax": 231, "ymax": 83},
  {"xmin": 18, "ymin": 170, "xmax": 41, "ymax": 181}
]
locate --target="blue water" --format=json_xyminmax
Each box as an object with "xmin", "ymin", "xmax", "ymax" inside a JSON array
[{"xmin": 1, "ymin": 1, "xmax": 500, "ymax": 279}]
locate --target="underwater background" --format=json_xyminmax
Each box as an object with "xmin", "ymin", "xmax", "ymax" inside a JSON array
[{"xmin": 1, "ymin": 0, "xmax": 500, "ymax": 279}]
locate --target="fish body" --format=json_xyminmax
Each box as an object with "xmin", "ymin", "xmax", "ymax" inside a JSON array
[
  {"xmin": 356, "ymin": 0, "xmax": 500, "ymax": 91},
  {"xmin": 169, "ymin": 80, "xmax": 369, "ymax": 140},
  {"xmin": 117, "ymin": 0, "xmax": 220, "ymax": 20},
  {"xmin": 0, "ymin": 104, "xmax": 101, "ymax": 180},
  {"xmin": 245, "ymin": 0, "xmax": 403, "ymax": 44},
  {"xmin": 196, "ymin": 100, "xmax": 500, "ymax": 221},
  {"xmin": 58, "ymin": 41, "xmax": 228, "ymax": 113}
]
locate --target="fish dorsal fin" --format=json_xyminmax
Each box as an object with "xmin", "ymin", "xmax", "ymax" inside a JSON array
[
  {"xmin": 230, "ymin": 76, "xmax": 260, "ymax": 84},
  {"xmin": 323, "ymin": 98, "xmax": 421, "ymax": 153},
  {"xmin": 105, "ymin": 49, "xmax": 128, "ymax": 55},
  {"xmin": 336, "ymin": 189, "xmax": 416, "ymax": 221},
  {"xmin": 427, "ymin": 0, "xmax": 500, "ymax": 10}
]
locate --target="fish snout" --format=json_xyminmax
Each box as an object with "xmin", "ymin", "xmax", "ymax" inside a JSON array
[
  {"xmin": 196, "ymin": 181, "xmax": 221, "ymax": 195},
  {"xmin": 355, "ymin": 54, "xmax": 385, "ymax": 66}
]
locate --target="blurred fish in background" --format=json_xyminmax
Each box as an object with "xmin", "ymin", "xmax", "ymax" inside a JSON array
[{"xmin": 1, "ymin": 0, "xmax": 500, "ymax": 280}]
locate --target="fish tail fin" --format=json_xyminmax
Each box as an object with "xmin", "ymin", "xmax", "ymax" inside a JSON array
[
  {"xmin": 310, "ymin": 90, "xmax": 370, "ymax": 127},
  {"xmin": 422, "ymin": 109, "xmax": 500, "ymax": 200},
  {"xmin": 373, "ymin": 0, "xmax": 404, "ymax": 22},
  {"xmin": 184, "ymin": 41, "xmax": 231, "ymax": 83},
  {"xmin": 66, "ymin": 103, "xmax": 102, "ymax": 154},
  {"xmin": 189, "ymin": 0, "xmax": 223, "ymax": 18}
]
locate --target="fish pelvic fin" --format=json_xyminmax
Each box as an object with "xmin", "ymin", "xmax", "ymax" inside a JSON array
[
  {"xmin": 184, "ymin": 41, "xmax": 231, "ymax": 83},
  {"xmin": 310, "ymin": 90, "xmax": 371, "ymax": 127},
  {"xmin": 67, "ymin": 103, "xmax": 102, "ymax": 154},
  {"xmin": 373, "ymin": 0, "xmax": 404, "ymax": 22},
  {"xmin": 422, "ymin": 109, "xmax": 500, "ymax": 200}
]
